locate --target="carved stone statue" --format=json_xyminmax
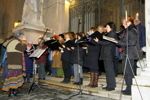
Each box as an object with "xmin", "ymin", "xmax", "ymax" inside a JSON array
[{"xmin": 21, "ymin": 0, "xmax": 45, "ymax": 27}]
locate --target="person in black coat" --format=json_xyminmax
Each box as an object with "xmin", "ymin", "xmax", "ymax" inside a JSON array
[
  {"xmin": 71, "ymin": 33, "xmax": 86, "ymax": 85},
  {"xmin": 83, "ymin": 33, "xmax": 101, "ymax": 88},
  {"xmin": 118, "ymin": 16, "xmax": 138, "ymax": 95},
  {"xmin": 59, "ymin": 32, "xmax": 75, "ymax": 83},
  {"xmin": 94, "ymin": 22, "xmax": 117, "ymax": 91}
]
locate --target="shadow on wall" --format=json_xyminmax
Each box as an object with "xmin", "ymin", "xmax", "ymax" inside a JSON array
[{"xmin": 2, "ymin": 13, "xmax": 9, "ymax": 39}]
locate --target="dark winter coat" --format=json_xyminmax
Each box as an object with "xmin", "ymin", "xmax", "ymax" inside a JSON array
[
  {"xmin": 136, "ymin": 23, "xmax": 146, "ymax": 49},
  {"xmin": 61, "ymin": 40, "xmax": 73, "ymax": 62},
  {"xmin": 71, "ymin": 39, "xmax": 86, "ymax": 65},
  {"xmin": 98, "ymin": 30, "xmax": 117, "ymax": 61},
  {"xmin": 24, "ymin": 46, "xmax": 35, "ymax": 73},
  {"xmin": 83, "ymin": 39, "xmax": 100, "ymax": 70},
  {"xmin": 118, "ymin": 25, "xmax": 138, "ymax": 60}
]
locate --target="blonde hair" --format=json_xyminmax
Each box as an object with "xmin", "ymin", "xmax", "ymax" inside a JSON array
[
  {"xmin": 97, "ymin": 25, "xmax": 103, "ymax": 29},
  {"xmin": 65, "ymin": 32, "xmax": 75, "ymax": 40}
]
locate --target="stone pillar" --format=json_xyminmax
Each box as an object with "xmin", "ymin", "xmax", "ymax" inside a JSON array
[
  {"xmin": 132, "ymin": 0, "xmax": 150, "ymax": 100},
  {"xmin": 43, "ymin": 0, "xmax": 69, "ymax": 35}
]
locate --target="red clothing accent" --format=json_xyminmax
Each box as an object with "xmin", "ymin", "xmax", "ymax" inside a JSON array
[{"xmin": 119, "ymin": 47, "xmax": 122, "ymax": 52}]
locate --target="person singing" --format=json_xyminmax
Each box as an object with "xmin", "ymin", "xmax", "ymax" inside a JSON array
[
  {"xmin": 71, "ymin": 33, "xmax": 86, "ymax": 85},
  {"xmin": 94, "ymin": 22, "xmax": 117, "ymax": 91},
  {"xmin": 59, "ymin": 32, "xmax": 75, "ymax": 83},
  {"xmin": 118, "ymin": 16, "xmax": 138, "ymax": 95}
]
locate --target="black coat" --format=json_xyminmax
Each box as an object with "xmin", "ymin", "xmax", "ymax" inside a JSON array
[
  {"xmin": 71, "ymin": 40, "xmax": 86, "ymax": 65},
  {"xmin": 61, "ymin": 40, "xmax": 73, "ymax": 62},
  {"xmin": 98, "ymin": 30, "xmax": 117, "ymax": 61},
  {"xmin": 118, "ymin": 25, "xmax": 138, "ymax": 60},
  {"xmin": 61, "ymin": 47, "xmax": 72, "ymax": 62},
  {"xmin": 83, "ymin": 39, "xmax": 100, "ymax": 70}
]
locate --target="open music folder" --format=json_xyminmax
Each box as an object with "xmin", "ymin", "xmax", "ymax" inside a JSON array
[
  {"xmin": 29, "ymin": 47, "xmax": 47, "ymax": 58},
  {"xmin": 103, "ymin": 35, "xmax": 118, "ymax": 43}
]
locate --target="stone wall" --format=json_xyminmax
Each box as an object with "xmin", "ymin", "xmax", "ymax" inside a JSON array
[
  {"xmin": 0, "ymin": 0, "xmax": 25, "ymax": 39},
  {"xmin": 0, "ymin": 0, "xmax": 69, "ymax": 40}
]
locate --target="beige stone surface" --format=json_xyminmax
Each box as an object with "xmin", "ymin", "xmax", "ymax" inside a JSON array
[{"xmin": 0, "ymin": 0, "xmax": 69, "ymax": 40}]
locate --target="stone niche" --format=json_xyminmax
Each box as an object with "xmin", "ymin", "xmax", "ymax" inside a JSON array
[{"xmin": 12, "ymin": 24, "xmax": 52, "ymax": 44}]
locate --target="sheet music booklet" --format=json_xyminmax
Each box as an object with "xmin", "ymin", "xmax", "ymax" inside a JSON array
[
  {"xmin": 103, "ymin": 36, "xmax": 118, "ymax": 43},
  {"xmin": 29, "ymin": 47, "xmax": 47, "ymax": 58}
]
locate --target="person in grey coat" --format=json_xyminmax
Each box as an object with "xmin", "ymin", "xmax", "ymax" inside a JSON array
[
  {"xmin": 118, "ymin": 16, "xmax": 138, "ymax": 95},
  {"xmin": 94, "ymin": 22, "xmax": 117, "ymax": 91}
]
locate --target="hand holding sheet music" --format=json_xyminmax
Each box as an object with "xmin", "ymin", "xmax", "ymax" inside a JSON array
[{"xmin": 103, "ymin": 35, "xmax": 118, "ymax": 43}]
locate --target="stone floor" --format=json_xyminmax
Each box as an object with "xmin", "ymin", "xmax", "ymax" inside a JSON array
[{"xmin": 0, "ymin": 79, "xmax": 113, "ymax": 100}]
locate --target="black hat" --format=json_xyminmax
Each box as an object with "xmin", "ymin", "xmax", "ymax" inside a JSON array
[{"xmin": 76, "ymin": 33, "xmax": 82, "ymax": 38}]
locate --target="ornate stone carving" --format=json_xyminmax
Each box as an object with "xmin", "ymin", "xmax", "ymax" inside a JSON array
[{"xmin": 21, "ymin": 0, "xmax": 45, "ymax": 27}]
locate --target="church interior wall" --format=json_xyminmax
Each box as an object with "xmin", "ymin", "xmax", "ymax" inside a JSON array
[{"xmin": 0, "ymin": 0, "xmax": 145, "ymax": 40}]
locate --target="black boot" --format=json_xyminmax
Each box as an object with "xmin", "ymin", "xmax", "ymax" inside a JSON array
[
  {"xmin": 65, "ymin": 78, "xmax": 70, "ymax": 83},
  {"xmin": 14, "ymin": 89, "xmax": 21, "ymax": 95},
  {"xmin": 8, "ymin": 89, "xmax": 16, "ymax": 97}
]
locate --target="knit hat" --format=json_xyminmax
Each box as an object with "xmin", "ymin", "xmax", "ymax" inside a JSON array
[
  {"xmin": 53, "ymin": 35, "xmax": 59, "ymax": 38},
  {"xmin": 13, "ymin": 30, "xmax": 24, "ymax": 39},
  {"xmin": 28, "ymin": 41, "xmax": 33, "ymax": 44}
]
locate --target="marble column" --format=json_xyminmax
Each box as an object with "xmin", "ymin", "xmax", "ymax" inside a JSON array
[{"xmin": 132, "ymin": 0, "xmax": 150, "ymax": 100}]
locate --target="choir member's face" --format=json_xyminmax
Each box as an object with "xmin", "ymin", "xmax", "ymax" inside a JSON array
[
  {"xmin": 134, "ymin": 19, "xmax": 140, "ymax": 25},
  {"xmin": 20, "ymin": 35, "xmax": 26, "ymax": 41},
  {"xmin": 27, "ymin": 43, "xmax": 32, "ymax": 47},
  {"xmin": 122, "ymin": 19, "xmax": 132, "ymax": 28},
  {"xmin": 76, "ymin": 35, "xmax": 81, "ymax": 39},
  {"xmin": 65, "ymin": 34, "xmax": 69, "ymax": 39},
  {"xmin": 122, "ymin": 19, "xmax": 127, "ymax": 28},
  {"xmin": 97, "ymin": 27, "xmax": 103, "ymax": 33},
  {"xmin": 58, "ymin": 36, "xmax": 63, "ymax": 41},
  {"xmin": 106, "ymin": 25, "xmax": 111, "ymax": 32}
]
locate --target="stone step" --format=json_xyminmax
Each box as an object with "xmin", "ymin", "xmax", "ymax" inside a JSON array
[
  {"xmin": 35, "ymin": 74, "xmax": 131, "ymax": 100},
  {"xmin": 39, "ymin": 79, "xmax": 131, "ymax": 100}
]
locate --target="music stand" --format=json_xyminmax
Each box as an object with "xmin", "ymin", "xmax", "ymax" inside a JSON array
[
  {"xmin": 69, "ymin": 40, "xmax": 94, "ymax": 98},
  {"xmin": 28, "ymin": 48, "xmax": 47, "ymax": 94}
]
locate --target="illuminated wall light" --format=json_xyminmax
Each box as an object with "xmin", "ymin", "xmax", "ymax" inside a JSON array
[
  {"xmin": 14, "ymin": 20, "xmax": 21, "ymax": 27},
  {"xmin": 66, "ymin": 0, "xmax": 74, "ymax": 4},
  {"xmin": 65, "ymin": 0, "xmax": 70, "ymax": 5}
]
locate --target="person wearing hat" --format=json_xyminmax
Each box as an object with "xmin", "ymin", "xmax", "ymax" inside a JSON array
[
  {"xmin": 24, "ymin": 41, "xmax": 35, "ymax": 83},
  {"xmin": 52, "ymin": 34, "xmax": 65, "ymax": 77},
  {"xmin": 2, "ymin": 30, "xmax": 27, "ymax": 97}
]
